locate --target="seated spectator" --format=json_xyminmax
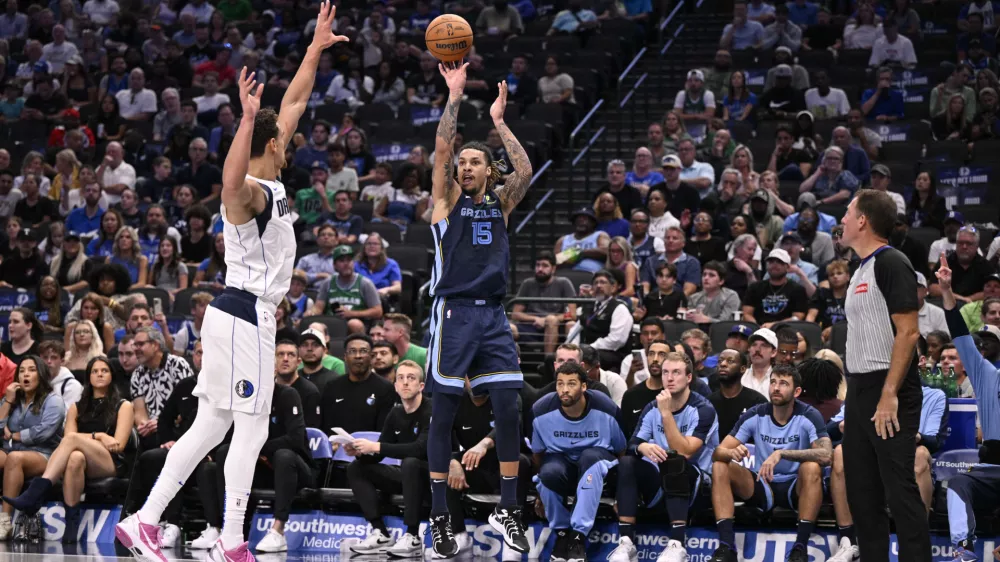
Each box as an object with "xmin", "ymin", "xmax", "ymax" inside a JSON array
[
  {"xmin": 5, "ymin": 356, "xmax": 132, "ymax": 543},
  {"xmin": 742, "ymin": 249, "xmax": 809, "ymax": 328},
  {"xmin": 149, "ymin": 238, "xmax": 188, "ymax": 295},
  {"xmin": 0, "ymin": 355, "xmax": 66, "ymax": 539},
  {"xmin": 476, "ymin": 0, "xmax": 525, "ymax": 37},
  {"xmin": 642, "ymin": 227, "xmax": 702, "ymax": 297},
  {"xmin": 65, "ymin": 295, "xmax": 115, "ymax": 355},
  {"xmin": 638, "ymin": 262, "xmax": 686, "ymax": 321},
  {"xmin": 869, "ymin": 164, "xmax": 905, "ymax": 214},
  {"xmin": 720, "ymin": 2, "xmax": 765, "ymax": 50},
  {"xmin": 661, "ymin": 110, "xmax": 695, "ymax": 159},
  {"xmin": 166, "ymin": 101, "xmax": 210, "ymax": 158},
  {"xmin": 152, "ymin": 89, "xmax": 182, "ymax": 143},
  {"xmin": 618, "ymin": 319, "xmax": 666, "ymax": 388},
  {"xmin": 868, "ymin": 19, "xmax": 917, "ymax": 68},
  {"xmin": 674, "ymin": 69, "xmax": 716, "ymax": 122},
  {"xmin": 808, "ymin": 259, "xmax": 850, "ymax": 341},
  {"xmin": 22, "ymin": 78, "xmax": 70, "ymax": 122},
  {"xmin": 96, "ymin": 141, "xmax": 136, "ymax": 206},
  {"xmin": 569, "ymin": 269, "xmax": 633, "ymax": 370},
  {"xmin": 929, "ymin": 227, "xmax": 996, "ymax": 303},
  {"xmin": 175, "ymin": 138, "xmax": 221, "ymax": 203},
  {"xmin": 747, "ymin": 0, "xmax": 777, "ymax": 23},
  {"xmin": 906, "ymin": 171, "xmax": 947, "ymax": 231},
  {"xmin": 555, "ymin": 207, "xmax": 611, "ymax": 273},
  {"xmin": 748, "ymin": 188, "xmax": 786, "ymax": 248},
  {"xmin": 701, "ymin": 50, "xmax": 733, "ymax": 99},
  {"xmin": 757, "ymin": 65, "xmax": 806, "ymax": 120},
  {"xmin": 788, "ymin": 0, "xmax": 820, "ymax": 27},
  {"xmin": 310, "ymin": 245, "xmax": 384, "ymax": 334},
  {"xmin": 800, "ymin": 147, "xmax": 859, "ymax": 206},
  {"xmin": 105, "ymin": 226, "xmax": 148, "ymax": 288},
  {"xmin": 355, "ymin": 233, "xmax": 402, "ymax": 305},
  {"xmin": 687, "ymin": 261, "xmax": 742, "ymax": 323},
  {"xmin": 972, "ymin": 86, "xmax": 999, "ymax": 140},
  {"xmin": 697, "ymin": 128, "xmax": 736, "ymax": 176},
  {"xmin": 511, "ymin": 252, "xmax": 577, "ymax": 355},
  {"xmin": 931, "ymin": 93, "xmax": 973, "ymax": 141},
  {"xmin": 843, "ymin": 3, "xmax": 882, "ymax": 50},
  {"xmin": 914, "ymin": 272, "xmax": 950, "ymax": 337},
  {"xmin": 827, "ymin": 126, "xmax": 872, "ymax": 184},
  {"xmin": 722, "ymin": 71, "xmax": 758, "ymax": 125},
  {"xmin": 804, "ymin": 70, "xmax": 850, "ymax": 119},
  {"xmin": 958, "ymin": 13, "xmax": 997, "ymax": 61},
  {"xmin": 625, "ymin": 147, "xmax": 665, "ymax": 199},
  {"xmin": 593, "ymin": 193, "xmax": 629, "ymax": 238},
  {"xmin": 296, "ymin": 225, "xmax": 336, "ymax": 288},
  {"xmin": 381, "ymin": 314, "xmax": 426, "ymax": 369},
  {"xmin": 172, "ymin": 292, "xmax": 211, "ymax": 357},
  {"xmin": 676, "ymin": 139, "xmax": 716, "ymax": 198},
  {"xmin": 325, "ymin": 145, "xmax": 360, "ymax": 198},
  {"xmin": 765, "ymin": 47, "xmax": 810, "ymax": 92},
  {"xmin": 606, "ymin": 237, "xmax": 639, "ymax": 298},
  {"xmin": 359, "ymin": 163, "xmax": 396, "ymax": 203},
  {"xmin": 963, "ymin": 38, "xmax": 999, "ymax": 73},
  {"xmin": 406, "ymin": 52, "xmax": 448, "ymax": 107},
  {"xmin": 0, "ymin": 227, "xmax": 47, "ymax": 289},
  {"xmin": 688, "ymin": 211, "xmax": 729, "ymax": 265},
  {"xmin": 319, "ymin": 333, "xmax": 395, "ymax": 436},
  {"xmin": 294, "ymin": 121, "xmax": 331, "ymax": 170},
  {"xmin": 193, "ymin": 233, "xmax": 226, "ymax": 290},
  {"xmin": 760, "ymin": 4, "xmax": 803, "ymax": 51},
  {"xmin": 64, "ymin": 182, "xmax": 105, "ymax": 236},
  {"xmin": 531, "ymin": 362, "xmax": 625, "ymax": 561},
  {"xmin": 372, "ymin": 164, "xmax": 430, "ymax": 229},
  {"xmin": 959, "ymin": 275, "xmax": 1000, "ymax": 332},
  {"xmin": 770, "ymin": 233, "xmax": 819, "ymax": 293},
  {"xmin": 861, "ymin": 66, "xmax": 905, "ymax": 122},
  {"xmin": 927, "ymin": 211, "xmax": 967, "ymax": 268},
  {"xmin": 768, "ymin": 124, "xmax": 814, "ymax": 181},
  {"xmin": 594, "ymin": 159, "xmax": 644, "ymax": 217},
  {"xmin": 784, "ymin": 200, "xmax": 838, "ymax": 234},
  {"xmin": 298, "ymin": 326, "xmax": 345, "ymax": 392},
  {"xmin": 34, "ymin": 276, "xmax": 68, "ymax": 336},
  {"xmin": 130, "ymin": 326, "xmax": 192, "ymax": 450},
  {"xmin": 792, "ymin": 204, "xmax": 836, "ymax": 267},
  {"xmin": 115, "ymin": 69, "xmax": 156, "ymax": 122},
  {"xmin": 958, "ymin": 0, "xmax": 998, "ymax": 34},
  {"xmin": 538, "ymin": 56, "xmax": 576, "ymax": 105}
]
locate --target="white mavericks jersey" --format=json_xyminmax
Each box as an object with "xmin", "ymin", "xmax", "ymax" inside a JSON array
[{"xmin": 220, "ymin": 175, "xmax": 296, "ymax": 306}]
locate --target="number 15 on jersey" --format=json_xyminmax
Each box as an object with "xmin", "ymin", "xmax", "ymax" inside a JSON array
[{"xmin": 473, "ymin": 221, "xmax": 492, "ymax": 245}]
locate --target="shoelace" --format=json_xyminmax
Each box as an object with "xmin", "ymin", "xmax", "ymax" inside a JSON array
[
  {"xmin": 499, "ymin": 510, "xmax": 522, "ymax": 538},
  {"xmin": 431, "ymin": 517, "xmax": 455, "ymax": 544}
]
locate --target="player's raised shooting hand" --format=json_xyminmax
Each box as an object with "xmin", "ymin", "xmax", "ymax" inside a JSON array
[
  {"xmin": 439, "ymin": 60, "xmax": 469, "ymax": 95},
  {"xmin": 490, "ymin": 80, "xmax": 508, "ymax": 124},
  {"xmin": 237, "ymin": 67, "xmax": 263, "ymax": 119},
  {"xmin": 311, "ymin": 1, "xmax": 349, "ymax": 49}
]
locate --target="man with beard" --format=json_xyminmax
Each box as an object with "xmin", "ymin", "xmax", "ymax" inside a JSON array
[
  {"xmin": 511, "ymin": 251, "xmax": 577, "ymax": 354},
  {"xmin": 742, "ymin": 249, "xmax": 809, "ymax": 328},
  {"xmin": 319, "ymin": 334, "xmax": 396, "ymax": 437},
  {"xmin": 580, "ymin": 344, "xmax": 627, "ymax": 405},
  {"xmin": 531, "ymin": 362, "xmax": 625, "ymax": 562},
  {"xmin": 619, "ymin": 318, "xmax": 666, "ymax": 388},
  {"xmin": 960, "ymin": 274, "xmax": 1000, "ymax": 332},
  {"xmin": 771, "ymin": 233, "xmax": 818, "ymax": 296},
  {"xmin": 742, "ymin": 327, "xmax": 778, "ymax": 396},
  {"xmin": 382, "ymin": 314, "xmax": 427, "ymax": 368},
  {"xmin": 701, "ymin": 50, "xmax": 732, "ymax": 99},
  {"xmin": 299, "ymin": 324, "xmax": 345, "ymax": 384},
  {"xmin": 371, "ymin": 341, "xmax": 399, "ymax": 379},
  {"xmin": 619, "ymin": 320, "xmax": 673, "ymax": 436},
  {"xmin": 570, "ymin": 269, "xmax": 632, "ymax": 370},
  {"xmin": 274, "ymin": 340, "xmax": 321, "ymax": 428},
  {"xmin": 709, "ymin": 349, "xmax": 767, "ymax": 438},
  {"xmin": 793, "ymin": 205, "xmax": 835, "ymax": 267},
  {"xmin": 343, "ymin": 361, "xmax": 435, "ymax": 557},
  {"xmin": 555, "ymin": 207, "xmax": 611, "ymax": 273},
  {"xmin": 929, "ymin": 231, "xmax": 997, "ymax": 304},
  {"xmin": 775, "ymin": 327, "xmax": 804, "ymax": 367},
  {"xmin": 608, "ymin": 347, "xmax": 720, "ymax": 562},
  {"xmin": 708, "ymin": 364, "xmax": 831, "ymax": 562},
  {"xmin": 627, "ymin": 209, "xmax": 665, "ymax": 269}
]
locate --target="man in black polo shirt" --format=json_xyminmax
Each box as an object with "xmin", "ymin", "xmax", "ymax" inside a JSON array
[
  {"xmin": 708, "ymin": 349, "xmax": 767, "ymax": 438},
  {"xmin": 319, "ymin": 333, "xmax": 396, "ymax": 436},
  {"xmin": 275, "ymin": 340, "xmax": 321, "ymax": 428},
  {"xmin": 929, "ymin": 225, "xmax": 996, "ymax": 304},
  {"xmin": 0, "ymin": 228, "xmax": 46, "ymax": 289}
]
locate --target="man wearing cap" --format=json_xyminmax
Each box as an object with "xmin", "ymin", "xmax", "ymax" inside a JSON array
[
  {"xmin": 741, "ymin": 327, "xmax": 777, "ymax": 395},
  {"xmin": 915, "ymin": 272, "xmax": 949, "ymax": 337},
  {"xmin": 64, "ymin": 182, "xmax": 105, "ymax": 235},
  {"xmin": 869, "ymin": 164, "xmax": 905, "ymax": 212},
  {"xmin": 660, "ymin": 155, "xmax": 703, "ymax": 218},
  {"xmin": 869, "ymin": 18, "xmax": 917, "ymax": 68},
  {"xmin": 929, "ymin": 230, "xmax": 996, "ymax": 303},
  {"xmin": 0, "ymin": 228, "xmax": 46, "ymax": 289},
  {"xmin": 742, "ymin": 249, "xmax": 809, "ymax": 329},
  {"xmin": 673, "ymin": 69, "xmax": 716, "ymax": 122},
  {"xmin": 41, "ymin": 24, "xmax": 77, "ymax": 73},
  {"xmin": 720, "ymin": 2, "xmax": 765, "ymax": 51},
  {"xmin": 758, "ymin": 64, "xmax": 806, "ymax": 120},
  {"xmin": 555, "ymin": 207, "xmax": 610, "ymax": 273},
  {"xmin": 770, "ymin": 233, "xmax": 818, "ymax": 295},
  {"xmin": 310, "ymin": 245, "xmax": 384, "ymax": 334},
  {"xmin": 298, "ymin": 327, "xmax": 339, "ymax": 395},
  {"xmin": 934, "ymin": 257, "xmax": 1000, "ymax": 562},
  {"xmin": 960, "ymin": 274, "xmax": 1000, "ymax": 332},
  {"xmin": 727, "ymin": 324, "xmax": 753, "ymax": 354},
  {"xmin": 765, "ymin": 47, "xmax": 809, "ymax": 92},
  {"xmin": 48, "ymin": 107, "xmax": 96, "ymax": 150},
  {"xmin": 759, "ymin": 4, "xmax": 803, "ymax": 51}
]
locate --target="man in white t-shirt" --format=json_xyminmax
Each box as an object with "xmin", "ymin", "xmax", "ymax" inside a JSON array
[
  {"xmin": 741, "ymin": 328, "xmax": 776, "ymax": 396},
  {"xmin": 916, "ymin": 273, "xmax": 949, "ymax": 337},
  {"xmin": 870, "ymin": 164, "xmax": 906, "ymax": 214},
  {"xmin": 96, "ymin": 142, "xmax": 136, "ymax": 205},
  {"xmin": 41, "ymin": 25, "xmax": 77, "ymax": 73},
  {"xmin": 804, "ymin": 69, "xmax": 849, "ymax": 119},
  {"xmin": 115, "ymin": 68, "xmax": 158, "ymax": 121},
  {"xmin": 193, "ymin": 72, "xmax": 231, "ymax": 115},
  {"xmin": 325, "ymin": 144, "xmax": 359, "ymax": 196},
  {"xmin": 358, "ymin": 163, "xmax": 395, "ymax": 202},
  {"xmin": 82, "ymin": 0, "xmax": 120, "ymax": 25},
  {"xmin": 868, "ymin": 19, "xmax": 917, "ymax": 68}
]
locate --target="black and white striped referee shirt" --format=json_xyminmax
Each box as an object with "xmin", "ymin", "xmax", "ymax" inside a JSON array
[{"xmin": 845, "ymin": 246, "xmax": 919, "ymax": 374}]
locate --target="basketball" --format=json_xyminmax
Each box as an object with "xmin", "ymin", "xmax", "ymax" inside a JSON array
[{"xmin": 425, "ymin": 14, "xmax": 474, "ymax": 62}]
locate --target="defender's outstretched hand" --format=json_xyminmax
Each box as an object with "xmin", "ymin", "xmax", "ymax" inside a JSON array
[
  {"xmin": 490, "ymin": 80, "xmax": 509, "ymax": 123},
  {"xmin": 311, "ymin": 0, "xmax": 350, "ymax": 49},
  {"xmin": 439, "ymin": 60, "xmax": 469, "ymax": 94},
  {"xmin": 237, "ymin": 67, "xmax": 263, "ymax": 118}
]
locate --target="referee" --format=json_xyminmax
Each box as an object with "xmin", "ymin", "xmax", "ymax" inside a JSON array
[{"xmin": 840, "ymin": 190, "xmax": 931, "ymax": 562}]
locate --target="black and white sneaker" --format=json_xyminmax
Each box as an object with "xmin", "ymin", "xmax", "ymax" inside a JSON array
[
  {"xmin": 709, "ymin": 543, "xmax": 739, "ymax": 562},
  {"xmin": 488, "ymin": 506, "xmax": 529, "ymax": 553},
  {"xmin": 566, "ymin": 531, "xmax": 588, "ymax": 562},
  {"xmin": 430, "ymin": 515, "xmax": 459, "ymax": 559},
  {"xmin": 550, "ymin": 529, "xmax": 571, "ymax": 562}
]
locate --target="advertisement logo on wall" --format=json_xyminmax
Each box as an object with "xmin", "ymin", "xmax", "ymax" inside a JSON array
[
  {"xmin": 18, "ymin": 503, "xmax": 122, "ymax": 544},
  {"xmin": 249, "ymin": 511, "xmax": 999, "ymax": 561}
]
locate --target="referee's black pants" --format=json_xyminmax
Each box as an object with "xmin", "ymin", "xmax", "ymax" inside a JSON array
[
  {"xmin": 346, "ymin": 457, "xmax": 431, "ymax": 531},
  {"xmin": 843, "ymin": 370, "xmax": 930, "ymax": 562}
]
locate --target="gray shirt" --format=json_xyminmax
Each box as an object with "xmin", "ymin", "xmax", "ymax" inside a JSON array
[
  {"xmin": 687, "ymin": 288, "xmax": 742, "ymax": 322},
  {"xmin": 515, "ymin": 276, "xmax": 576, "ymax": 316},
  {"xmin": 760, "ymin": 21, "xmax": 803, "ymax": 51},
  {"xmin": 806, "ymin": 231, "xmax": 836, "ymax": 269}
]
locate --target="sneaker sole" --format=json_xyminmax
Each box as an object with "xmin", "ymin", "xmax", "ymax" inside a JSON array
[
  {"xmin": 488, "ymin": 513, "xmax": 529, "ymax": 554},
  {"xmin": 386, "ymin": 548, "xmax": 423, "ymax": 559},
  {"xmin": 349, "ymin": 544, "xmax": 392, "ymax": 555},
  {"xmin": 255, "ymin": 544, "xmax": 288, "ymax": 553},
  {"xmin": 115, "ymin": 524, "xmax": 164, "ymax": 562}
]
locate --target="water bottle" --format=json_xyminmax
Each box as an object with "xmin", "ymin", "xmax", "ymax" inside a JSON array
[
  {"xmin": 919, "ymin": 365, "xmax": 930, "ymax": 386},
  {"xmin": 947, "ymin": 367, "xmax": 959, "ymax": 398}
]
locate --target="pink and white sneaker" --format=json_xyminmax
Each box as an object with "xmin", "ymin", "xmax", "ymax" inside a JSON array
[
  {"xmin": 207, "ymin": 539, "xmax": 256, "ymax": 562},
  {"xmin": 115, "ymin": 514, "xmax": 168, "ymax": 562}
]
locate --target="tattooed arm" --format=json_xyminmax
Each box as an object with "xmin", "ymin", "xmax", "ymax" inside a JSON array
[
  {"xmin": 779, "ymin": 436, "xmax": 833, "ymax": 466},
  {"xmin": 491, "ymin": 81, "xmax": 534, "ymax": 217},
  {"xmin": 431, "ymin": 62, "xmax": 467, "ymax": 222}
]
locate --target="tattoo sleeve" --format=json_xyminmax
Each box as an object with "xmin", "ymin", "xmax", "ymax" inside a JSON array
[
  {"xmin": 779, "ymin": 437, "xmax": 833, "ymax": 466},
  {"xmin": 494, "ymin": 121, "xmax": 534, "ymax": 212},
  {"xmin": 433, "ymin": 95, "xmax": 461, "ymax": 202}
]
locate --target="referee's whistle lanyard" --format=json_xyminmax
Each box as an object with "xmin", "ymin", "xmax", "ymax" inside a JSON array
[{"xmin": 859, "ymin": 244, "xmax": 891, "ymax": 266}]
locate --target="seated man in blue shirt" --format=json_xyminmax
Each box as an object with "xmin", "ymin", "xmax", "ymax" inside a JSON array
[
  {"xmin": 608, "ymin": 344, "xmax": 719, "ymax": 562},
  {"xmin": 861, "ymin": 67, "xmax": 905, "ymax": 122},
  {"xmin": 720, "ymin": 2, "xmax": 766, "ymax": 50},
  {"xmin": 65, "ymin": 182, "xmax": 105, "ymax": 236},
  {"xmin": 532, "ymin": 362, "xmax": 626, "ymax": 562},
  {"xmin": 709, "ymin": 364, "xmax": 832, "ymax": 562}
]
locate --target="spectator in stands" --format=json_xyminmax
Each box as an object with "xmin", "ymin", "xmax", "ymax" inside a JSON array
[
  {"xmin": 757, "ymin": 65, "xmax": 806, "ymax": 120},
  {"xmin": 862, "ymin": 66, "xmax": 905, "ymax": 122},
  {"xmin": 537, "ymin": 55, "xmax": 576, "ymax": 107},
  {"xmin": 297, "ymin": 225, "xmax": 336, "ymax": 288},
  {"xmin": 749, "ymin": 188, "xmax": 785, "ymax": 248},
  {"xmin": 616, "ymin": 318, "xmax": 662, "ymax": 389},
  {"xmin": 570, "ymin": 269, "xmax": 632, "ymax": 370},
  {"xmin": 759, "ymin": 4, "xmax": 803, "ymax": 51},
  {"xmin": 930, "ymin": 228, "xmax": 996, "ymax": 303},
  {"xmin": 788, "ymin": 0, "xmax": 820, "ymax": 26},
  {"xmin": 64, "ymin": 182, "xmax": 103, "ymax": 236},
  {"xmin": 193, "ymin": 47, "xmax": 235, "ymax": 91},
  {"xmin": 743, "ymin": 250, "xmax": 809, "ymax": 330},
  {"xmin": 34, "ymin": 276, "xmax": 67, "ymax": 336},
  {"xmin": 175, "ymin": 138, "xmax": 222, "ymax": 203},
  {"xmin": 355, "ymin": 233, "xmax": 402, "ymax": 302},
  {"xmin": 702, "ymin": 50, "xmax": 733, "ymax": 99},
  {"xmin": 805, "ymin": 70, "xmax": 850, "ymax": 120},
  {"xmin": 931, "ymin": 93, "xmax": 973, "ymax": 141},
  {"xmin": 326, "ymin": 145, "xmax": 360, "ymax": 198},
  {"xmin": 799, "ymin": 146, "xmax": 859, "ymax": 206},
  {"xmin": 626, "ymin": 210, "xmax": 663, "ymax": 271},
  {"xmin": 39, "ymin": 340, "xmax": 81, "ymax": 409},
  {"xmin": 868, "ymin": 18, "xmax": 917, "ymax": 68},
  {"xmin": 698, "ymin": 128, "xmax": 736, "ymax": 175},
  {"xmin": 206, "ymin": 103, "xmax": 236, "ymax": 161},
  {"xmin": 765, "ymin": 47, "xmax": 810, "ymax": 93},
  {"xmin": 747, "ymin": 0, "xmax": 777, "ymax": 23},
  {"xmin": 13, "ymin": 174, "xmax": 58, "ymax": 228},
  {"xmin": 371, "ymin": 341, "xmax": 399, "ymax": 379},
  {"xmin": 868, "ymin": 165, "xmax": 905, "ymax": 214},
  {"xmin": 710, "ymin": 348, "xmax": 766, "ymax": 430},
  {"xmin": 958, "ymin": 13, "xmax": 996, "ymax": 61},
  {"xmin": 674, "ymin": 70, "xmax": 716, "ymax": 123},
  {"xmin": 677, "ymin": 138, "xmax": 716, "ymax": 197},
  {"xmin": 638, "ymin": 261, "xmax": 686, "ymax": 320},
  {"xmin": 720, "ymin": 2, "xmax": 766, "ymax": 50},
  {"xmin": 130, "ymin": 326, "xmax": 191, "ymax": 450},
  {"xmin": 687, "ymin": 261, "xmax": 742, "ymax": 323},
  {"xmin": 843, "ymin": 3, "xmax": 882, "ymax": 49},
  {"xmin": 115, "ymin": 68, "xmax": 156, "ymax": 122},
  {"xmin": 0, "ymin": 355, "xmax": 66, "ymax": 539},
  {"xmin": 608, "ymin": 346, "xmax": 717, "ymax": 562},
  {"xmin": 902, "ymin": 172, "xmax": 946, "ymax": 232},
  {"xmin": 0, "ymin": 0, "xmax": 27, "ymax": 40},
  {"xmin": 298, "ymin": 325, "xmax": 342, "ymax": 390},
  {"xmin": 294, "ymin": 121, "xmax": 332, "ymax": 169},
  {"xmin": 382, "ymin": 313, "xmax": 426, "ymax": 368},
  {"xmin": 960, "ymin": 277, "xmax": 1000, "ymax": 331},
  {"xmin": 972, "ymin": 86, "xmax": 999, "ymax": 139},
  {"xmin": 50, "ymin": 229, "xmax": 91, "ymax": 293},
  {"xmin": 689, "ymin": 211, "xmax": 729, "ymax": 265},
  {"xmin": 115, "ymin": 303, "xmax": 174, "ymax": 355},
  {"xmin": 322, "ymin": 191, "xmax": 361, "ymax": 245},
  {"xmin": 532, "ymin": 361, "xmax": 625, "ymax": 562},
  {"xmin": 808, "ymin": 259, "xmax": 850, "ymax": 341},
  {"xmin": 722, "ymin": 71, "xmax": 757, "ymax": 125},
  {"xmin": 625, "ymin": 147, "xmax": 664, "ymax": 199},
  {"xmin": 595, "ymin": 159, "xmax": 644, "ymax": 217},
  {"xmin": 593, "ymin": 193, "xmax": 629, "ymax": 239},
  {"xmin": 642, "ymin": 226, "xmax": 702, "ymax": 297},
  {"xmin": 373, "ymin": 164, "xmax": 430, "ymax": 229},
  {"xmin": 927, "ymin": 210, "xmax": 967, "ymax": 267},
  {"xmin": 286, "ymin": 271, "xmax": 313, "ymax": 326},
  {"xmin": 477, "ymin": 0, "xmax": 525, "ymax": 37},
  {"xmin": 726, "ymin": 233, "xmax": 760, "ymax": 297},
  {"xmin": 190, "ymin": 232, "xmax": 224, "ymax": 290},
  {"xmin": 661, "ymin": 110, "xmax": 694, "ymax": 159},
  {"xmin": 0, "ymin": 227, "xmax": 46, "ymax": 289},
  {"xmin": 370, "ymin": 60, "xmax": 407, "ymax": 111},
  {"xmin": 149, "ymin": 238, "xmax": 188, "ymax": 295},
  {"xmin": 170, "ymin": 291, "xmax": 209, "ymax": 358},
  {"xmin": 406, "ymin": 51, "xmax": 448, "ymax": 107},
  {"xmin": 273, "ymin": 340, "xmax": 320, "ymax": 428},
  {"xmin": 63, "ymin": 316, "xmax": 105, "ymax": 376},
  {"xmin": 96, "ymin": 142, "xmax": 135, "ymax": 206},
  {"xmin": 0, "ymin": 83, "xmax": 23, "ymax": 121},
  {"xmin": 555, "ymin": 207, "xmax": 610, "ymax": 273},
  {"xmin": 511, "ymin": 251, "xmax": 577, "ymax": 355},
  {"xmin": 320, "ymin": 332, "xmax": 394, "ymax": 437},
  {"xmin": 914, "ymin": 272, "xmax": 950, "ymax": 337},
  {"xmin": 23, "ymin": 77, "xmax": 69, "ymax": 123},
  {"xmin": 606, "ymin": 237, "xmax": 639, "ymax": 298},
  {"xmin": 959, "ymin": 0, "xmax": 999, "ymax": 33},
  {"xmin": 42, "ymin": 24, "xmax": 77, "ymax": 74},
  {"xmin": 829, "ymin": 127, "xmax": 872, "ymax": 183},
  {"xmin": 311, "ymin": 244, "xmax": 383, "ymax": 334},
  {"xmin": 106, "ymin": 226, "xmax": 147, "ymax": 288},
  {"xmin": 771, "ymin": 233, "xmax": 818, "ymax": 295},
  {"xmin": 6, "ymin": 355, "xmax": 131, "ymax": 543}
]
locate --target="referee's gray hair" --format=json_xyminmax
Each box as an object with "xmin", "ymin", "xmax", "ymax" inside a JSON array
[
  {"xmin": 136, "ymin": 326, "xmax": 167, "ymax": 352},
  {"xmin": 607, "ymin": 159, "xmax": 626, "ymax": 173}
]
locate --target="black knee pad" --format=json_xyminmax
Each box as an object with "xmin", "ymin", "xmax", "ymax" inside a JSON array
[{"xmin": 661, "ymin": 453, "xmax": 691, "ymax": 500}]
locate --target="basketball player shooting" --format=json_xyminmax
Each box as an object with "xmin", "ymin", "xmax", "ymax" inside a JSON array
[
  {"xmin": 425, "ymin": 62, "xmax": 534, "ymax": 558},
  {"xmin": 115, "ymin": 4, "xmax": 347, "ymax": 562}
]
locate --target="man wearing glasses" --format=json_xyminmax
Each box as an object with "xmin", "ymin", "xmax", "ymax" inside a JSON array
[
  {"xmin": 928, "ymin": 225, "xmax": 996, "ymax": 304},
  {"xmin": 130, "ymin": 326, "xmax": 195, "ymax": 450}
]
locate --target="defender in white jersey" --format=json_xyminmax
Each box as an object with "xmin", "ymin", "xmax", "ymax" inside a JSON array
[{"xmin": 115, "ymin": 5, "xmax": 348, "ymax": 562}]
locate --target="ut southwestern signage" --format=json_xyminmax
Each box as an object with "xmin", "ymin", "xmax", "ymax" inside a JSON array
[
  {"xmin": 19, "ymin": 503, "xmax": 121, "ymax": 544},
  {"xmin": 249, "ymin": 512, "xmax": 999, "ymax": 560}
]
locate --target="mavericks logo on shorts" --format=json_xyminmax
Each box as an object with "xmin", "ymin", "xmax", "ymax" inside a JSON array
[{"xmin": 236, "ymin": 379, "xmax": 255, "ymax": 398}]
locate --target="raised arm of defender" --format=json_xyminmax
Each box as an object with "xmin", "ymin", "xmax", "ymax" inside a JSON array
[
  {"xmin": 222, "ymin": 68, "xmax": 263, "ymax": 214},
  {"xmin": 432, "ymin": 62, "xmax": 468, "ymax": 223},
  {"xmin": 275, "ymin": 0, "xmax": 348, "ymax": 149},
  {"xmin": 491, "ymin": 81, "xmax": 533, "ymax": 217}
]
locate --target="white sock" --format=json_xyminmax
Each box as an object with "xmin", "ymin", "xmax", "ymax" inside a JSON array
[
  {"xmin": 138, "ymin": 471, "xmax": 184, "ymax": 525},
  {"xmin": 219, "ymin": 487, "xmax": 251, "ymax": 548}
]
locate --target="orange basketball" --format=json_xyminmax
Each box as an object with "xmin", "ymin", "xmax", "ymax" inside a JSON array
[{"xmin": 425, "ymin": 14, "xmax": 474, "ymax": 62}]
